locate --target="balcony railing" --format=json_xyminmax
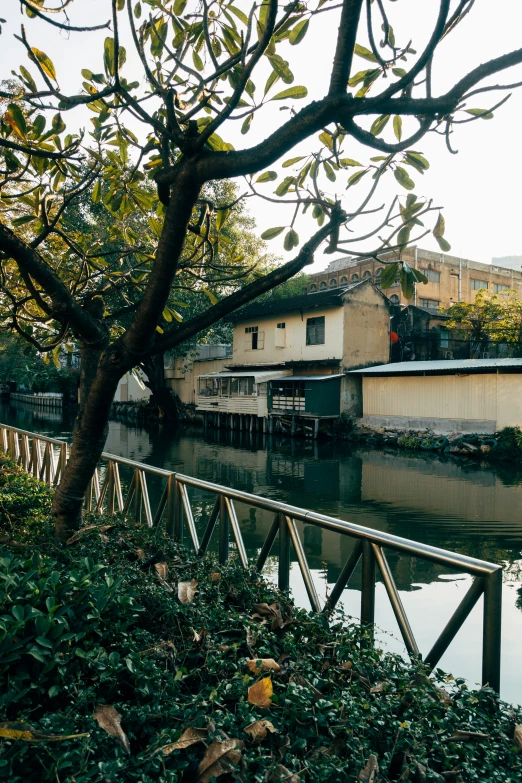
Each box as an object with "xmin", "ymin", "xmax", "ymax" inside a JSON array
[{"xmin": 0, "ymin": 421, "xmax": 503, "ymax": 692}]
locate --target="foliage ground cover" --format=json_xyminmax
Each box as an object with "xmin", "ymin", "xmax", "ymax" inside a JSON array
[{"xmin": 1, "ymin": 456, "xmax": 521, "ymax": 782}]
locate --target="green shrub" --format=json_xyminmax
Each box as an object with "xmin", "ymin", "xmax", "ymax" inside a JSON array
[
  {"xmin": 397, "ymin": 435, "xmax": 420, "ymax": 450},
  {"xmin": 495, "ymin": 426, "xmax": 522, "ymax": 460},
  {"xmin": 0, "ymin": 458, "xmax": 521, "ymax": 782}
]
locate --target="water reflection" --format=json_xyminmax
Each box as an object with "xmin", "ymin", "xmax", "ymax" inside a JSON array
[{"xmin": 1, "ymin": 402, "xmax": 521, "ymax": 701}]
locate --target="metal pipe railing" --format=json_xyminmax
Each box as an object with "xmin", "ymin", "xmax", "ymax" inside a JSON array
[{"xmin": 0, "ymin": 422, "xmax": 503, "ymax": 692}]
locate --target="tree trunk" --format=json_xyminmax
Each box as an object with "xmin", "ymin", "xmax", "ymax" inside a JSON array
[
  {"xmin": 142, "ymin": 352, "xmax": 180, "ymax": 422},
  {"xmin": 51, "ymin": 342, "xmax": 121, "ymax": 541}
]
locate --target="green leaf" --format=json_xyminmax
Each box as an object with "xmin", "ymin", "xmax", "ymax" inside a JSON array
[
  {"xmin": 339, "ymin": 158, "xmax": 362, "ymax": 167},
  {"xmin": 92, "ymin": 180, "xmax": 102, "ymax": 204},
  {"xmin": 241, "ymin": 113, "xmax": 253, "ymax": 135},
  {"xmin": 12, "ymin": 215, "xmax": 37, "ymax": 226},
  {"xmin": 405, "ymin": 151, "xmax": 429, "ymax": 173},
  {"xmin": 134, "ymin": 2, "xmax": 142, "ymax": 18},
  {"xmin": 347, "ymin": 169, "xmax": 368, "ymax": 187},
  {"xmin": 36, "ymin": 636, "xmax": 54, "ymax": 649},
  {"xmin": 215, "ymin": 208, "xmax": 229, "ymax": 231},
  {"xmin": 151, "ymin": 20, "xmax": 168, "ymax": 58},
  {"xmin": 318, "ymin": 131, "xmax": 333, "ymax": 150},
  {"xmin": 370, "ymin": 114, "xmax": 390, "ymax": 137},
  {"xmin": 271, "ymin": 85, "xmax": 308, "ymax": 101},
  {"xmin": 48, "ymin": 685, "xmax": 60, "ymax": 698},
  {"xmin": 396, "ymin": 225, "xmax": 411, "ymax": 247},
  {"xmin": 379, "ymin": 262, "xmax": 399, "ymax": 289},
  {"xmin": 435, "ymin": 235, "xmax": 451, "ymax": 253},
  {"xmin": 465, "ymin": 108, "xmax": 494, "ymax": 120},
  {"xmin": 19, "ymin": 65, "xmax": 37, "ymax": 92},
  {"xmin": 433, "ymin": 213, "xmax": 445, "ymax": 238},
  {"xmin": 283, "ymin": 228, "xmax": 299, "ymax": 251},
  {"xmin": 256, "ymin": 170, "xmax": 277, "ymax": 183},
  {"xmin": 52, "ymin": 113, "xmax": 65, "ymax": 134},
  {"xmin": 354, "ymin": 43, "xmax": 378, "ymax": 63},
  {"xmin": 394, "ymin": 166, "xmax": 415, "ymax": 191},
  {"xmin": 173, "ymin": 0, "xmax": 188, "ymax": 15},
  {"xmin": 192, "ymin": 50, "xmax": 204, "ymax": 72},
  {"xmin": 263, "ymin": 69, "xmax": 279, "ymax": 96},
  {"xmin": 7, "ymin": 104, "xmax": 27, "ymax": 137},
  {"xmin": 275, "ymin": 176, "xmax": 294, "ymax": 196},
  {"xmin": 392, "ymin": 67, "xmax": 406, "ymax": 77},
  {"xmin": 267, "ymin": 54, "xmax": 294, "ymax": 84},
  {"xmin": 323, "ymin": 161, "xmax": 335, "ymax": 182},
  {"xmin": 202, "ymin": 287, "xmax": 218, "ymax": 305},
  {"xmin": 400, "ymin": 267, "xmax": 415, "ymax": 300},
  {"xmin": 30, "ymin": 48, "xmax": 57, "ymax": 82},
  {"xmin": 228, "ymin": 5, "xmax": 249, "ymax": 25},
  {"xmin": 261, "ymin": 226, "xmax": 285, "ymax": 240},
  {"xmin": 104, "ymin": 37, "xmax": 115, "ymax": 77},
  {"xmin": 4, "ymin": 151, "xmax": 20, "ymax": 171},
  {"xmin": 289, "ymin": 19, "xmax": 309, "ymax": 45},
  {"xmin": 282, "ymin": 156, "xmax": 305, "ymax": 168},
  {"xmin": 393, "ymin": 115, "xmax": 402, "ymax": 142}
]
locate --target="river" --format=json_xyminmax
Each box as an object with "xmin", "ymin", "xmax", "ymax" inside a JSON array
[{"xmin": 2, "ymin": 401, "xmax": 521, "ymax": 704}]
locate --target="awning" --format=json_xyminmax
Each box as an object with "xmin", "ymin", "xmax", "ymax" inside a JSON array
[{"xmin": 198, "ymin": 370, "xmax": 291, "ymax": 383}]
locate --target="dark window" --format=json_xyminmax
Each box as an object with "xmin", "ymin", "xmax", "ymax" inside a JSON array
[
  {"xmin": 245, "ymin": 325, "xmax": 259, "ymax": 349},
  {"xmin": 419, "ymin": 298, "xmax": 440, "ymax": 309},
  {"xmin": 340, "ymin": 276, "xmax": 348, "ymax": 285},
  {"xmin": 306, "ymin": 316, "xmax": 325, "ymax": 345},
  {"xmin": 390, "ymin": 294, "xmax": 400, "ymax": 304},
  {"xmin": 319, "ymin": 281, "xmax": 327, "ymax": 290},
  {"xmin": 330, "ymin": 278, "xmax": 337, "ymax": 288},
  {"xmin": 351, "ymin": 273, "xmax": 359, "ymax": 282},
  {"xmin": 363, "ymin": 270, "xmax": 372, "ymax": 280},
  {"xmin": 309, "ymin": 284, "xmax": 317, "ymax": 292},
  {"xmin": 277, "ymin": 322, "xmax": 286, "ymax": 328}
]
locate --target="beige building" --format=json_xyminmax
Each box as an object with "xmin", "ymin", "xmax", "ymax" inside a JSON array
[
  {"xmin": 350, "ymin": 358, "xmax": 522, "ymax": 433},
  {"xmin": 307, "ymin": 247, "xmax": 522, "ymax": 310}
]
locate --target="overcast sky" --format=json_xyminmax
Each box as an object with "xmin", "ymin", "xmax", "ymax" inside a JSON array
[{"xmin": 2, "ymin": 0, "xmax": 522, "ymax": 272}]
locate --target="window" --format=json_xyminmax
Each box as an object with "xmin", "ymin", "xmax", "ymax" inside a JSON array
[
  {"xmin": 306, "ymin": 316, "xmax": 325, "ymax": 345},
  {"xmin": 419, "ymin": 298, "xmax": 440, "ymax": 309},
  {"xmin": 375, "ymin": 268, "xmax": 383, "ymax": 278},
  {"xmin": 198, "ymin": 378, "xmax": 218, "ymax": 397},
  {"xmin": 494, "ymin": 284, "xmax": 509, "ymax": 293},
  {"xmin": 319, "ymin": 281, "xmax": 327, "ymax": 290},
  {"xmin": 363, "ymin": 270, "xmax": 372, "ymax": 280},
  {"xmin": 275, "ymin": 322, "xmax": 286, "ymax": 348},
  {"xmin": 277, "ymin": 322, "xmax": 285, "ymax": 328},
  {"xmin": 422, "ymin": 269, "xmax": 440, "ymax": 283},
  {"xmin": 340, "ymin": 276, "xmax": 348, "ymax": 285},
  {"xmin": 389, "ymin": 294, "xmax": 400, "ymax": 305},
  {"xmin": 471, "ymin": 279, "xmax": 488, "ymax": 290},
  {"xmin": 309, "ymin": 284, "xmax": 317, "ymax": 292},
  {"xmin": 439, "ymin": 329, "xmax": 449, "ymax": 349},
  {"xmin": 351, "ymin": 273, "xmax": 359, "ymax": 282},
  {"xmin": 330, "ymin": 278, "xmax": 337, "ymax": 288},
  {"xmin": 245, "ymin": 325, "xmax": 263, "ymax": 350}
]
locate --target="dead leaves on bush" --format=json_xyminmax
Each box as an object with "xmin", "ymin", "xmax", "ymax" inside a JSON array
[
  {"xmin": 247, "ymin": 658, "xmax": 280, "ymax": 675},
  {"xmin": 359, "ymin": 753, "xmax": 379, "ymax": 782},
  {"xmin": 248, "ymin": 676, "xmax": 273, "ymax": 708},
  {"xmin": 66, "ymin": 524, "xmax": 114, "ymax": 546},
  {"xmin": 252, "ymin": 602, "xmax": 288, "ymax": 631},
  {"xmin": 244, "ymin": 719, "xmax": 277, "ymax": 742},
  {"xmin": 161, "ymin": 727, "xmax": 208, "ymax": 755},
  {"xmin": 93, "ymin": 705, "xmax": 130, "ymax": 756},
  {"xmin": 197, "ymin": 738, "xmax": 243, "ymax": 783},
  {"xmin": 0, "ymin": 722, "xmax": 89, "ymax": 743},
  {"xmin": 514, "ymin": 724, "xmax": 522, "ymax": 750},
  {"xmin": 178, "ymin": 578, "xmax": 198, "ymax": 603},
  {"xmin": 268, "ymin": 764, "xmax": 301, "ymax": 782}
]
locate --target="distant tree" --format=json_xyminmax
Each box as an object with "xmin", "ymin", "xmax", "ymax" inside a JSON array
[
  {"xmin": 1, "ymin": 0, "xmax": 522, "ymax": 539},
  {"xmin": 443, "ymin": 290, "xmax": 522, "ymax": 355},
  {"xmin": 0, "ymin": 333, "xmax": 78, "ymax": 394}
]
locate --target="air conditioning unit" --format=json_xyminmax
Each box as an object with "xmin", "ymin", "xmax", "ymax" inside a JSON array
[
  {"xmin": 442, "ymin": 350, "xmax": 453, "ymax": 359},
  {"xmin": 481, "ymin": 352, "xmax": 490, "ymax": 359}
]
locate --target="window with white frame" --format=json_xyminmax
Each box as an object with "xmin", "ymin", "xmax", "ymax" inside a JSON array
[
  {"xmin": 306, "ymin": 316, "xmax": 325, "ymax": 345},
  {"xmin": 275, "ymin": 322, "xmax": 286, "ymax": 348},
  {"xmin": 245, "ymin": 325, "xmax": 264, "ymax": 350},
  {"xmin": 471, "ymin": 279, "xmax": 488, "ymax": 290},
  {"xmin": 494, "ymin": 283, "xmax": 509, "ymax": 293},
  {"xmin": 419, "ymin": 298, "xmax": 440, "ymax": 309},
  {"xmin": 422, "ymin": 268, "xmax": 440, "ymax": 283}
]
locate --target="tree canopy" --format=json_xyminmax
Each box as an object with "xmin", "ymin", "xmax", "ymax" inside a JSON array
[
  {"xmin": 444, "ymin": 289, "xmax": 522, "ymax": 351},
  {"xmin": 1, "ymin": 0, "xmax": 521, "ymax": 537}
]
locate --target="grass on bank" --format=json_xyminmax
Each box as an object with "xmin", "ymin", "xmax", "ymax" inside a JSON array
[{"xmin": 0, "ymin": 456, "xmax": 521, "ymax": 782}]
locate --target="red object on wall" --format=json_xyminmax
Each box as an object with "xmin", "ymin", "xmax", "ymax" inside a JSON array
[{"xmin": 390, "ymin": 331, "xmax": 399, "ymax": 344}]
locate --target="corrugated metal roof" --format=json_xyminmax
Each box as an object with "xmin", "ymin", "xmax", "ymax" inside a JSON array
[
  {"xmin": 349, "ymin": 359, "xmax": 522, "ymax": 374},
  {"xmin": 198, "ymin": 371, "xmax": 291, "ymax": 382},
  {"xmin": 271, "ymin": 375, "xmax": 344, "ymax": 382}
]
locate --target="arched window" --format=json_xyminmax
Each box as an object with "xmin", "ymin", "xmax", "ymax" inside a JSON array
[
  {"xmin": 309, "ymin": 284, "xmax": 317, "ymax": 292},
  {"xmin": 330, "ymin": 278, "xmax": 337, "ymax": 288},
  {"xmin": 319, "ymin": 281, "xmax": 327, "ymax": 290},
  {"xmin": 340, "ymin": 276, "xmax": 348, "ymax": 285},
  {"xmin": 351, "ymin": 273, "xmax": 359, "ymax": 282},
  {"xmin": 390, "ymin": 294, "xmax": 400, "ymax": 304},
  {"xmin": 375, "ymin": 268, "xmax": 383, "ymax": 278},
  {"xmin": 363, "ymin": 270, "xmax": 372, "ymax": 280}
]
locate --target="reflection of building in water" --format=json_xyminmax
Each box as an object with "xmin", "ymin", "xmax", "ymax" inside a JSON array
[{"xmin": 104, "ymin": 421, "xmax": 153, "ymax": 462}]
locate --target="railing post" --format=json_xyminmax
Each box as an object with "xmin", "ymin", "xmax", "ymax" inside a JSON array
[
  {"xmin": 361, "ymin": 540, "xmax": 376, "ymax": 640},
  {"xmin": 278, "ymin": 512, "xmax": 290, "ymax": 591},
  {"xmin": 218, "ymin": 494, "xmax": 228, "ymax": 564},
  {"xmin": 173, "ymin": 478, "xmax": 183, "ymax": 542},
  {"xmin": 165, "ymin": 474, "xmax": 175, "ymax": 538},
  {"xmin": 106, "ymin": 462, "xmax": 115, "ymax": 515},
  {"xmin": 482, "ymin": 568, "xmax": 502, "ymax": 692}
]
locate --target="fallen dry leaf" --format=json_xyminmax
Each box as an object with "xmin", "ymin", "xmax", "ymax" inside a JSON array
[
  {"xmin": 93, "ymin": 705, "xmax": 131, "ymax": 756},
  {"xmin": 210, "ymin": 571, "xmax": 221, "ymax": 582},
  {"xmin": 161, "ymin": 727, "xmax": 208, "ymax": 755},
  {"xmin": 342, "ymin": 660, "xmax": 353, "ymax": 670},
  {"xmin": 248, "ymin": 677, "xmax": 273, "ymax": 708},
  {"xmin": 136, "ymin": 548, "xmax": 147, "ymax": 559},
  {"xmin": 196, "ymin": 738, "xmax": 243, "ymax": 783},
  {"xmin": 178, "ymin": 579, "xmax": 198, "ymax": 604},
  {"xmin": 65, "ymin": 525, "xmax": 98, "ymax": 545},
  {"xmin": 247, "ymin": 658, "xmax": 280, "ymax": 675},
  {"xmin": 244, "ymin": 719, "xmax": 277, "ymax": 742},
  {"xmin": 252, "ymin": 602, "xmax": 284, "ymax": 630},
  {"xmin": 359, "ymin": 753, "xmax": 379, "ymax": 782},
  {"xmin": 99, "ymin": 534, "xmax": 109, "ymax": 543},
  {"xmin": 445, "ymin": 729, "xmax": 489, "ymax": 743},
  {"xmin": 246, "ymin": 626, "xmax": 259, "ymax": 649},
  {"xmin": 0, "ymin": 722, "xmax": 89, "ymax": 743},
  {"xmin": 514, "ymin": 724, "xmax": 522, "ymax": 750},
  {"xmin": 370, "ymin": 681, "xmax": 387, "ymax": 694}
]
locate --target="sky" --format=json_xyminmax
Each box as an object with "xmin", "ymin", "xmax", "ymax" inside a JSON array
[{"xmin": 2, "ymin": 0, "xmax": 522, "ymax": 273}]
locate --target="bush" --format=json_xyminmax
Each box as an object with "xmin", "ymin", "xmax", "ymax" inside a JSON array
[
  {"xmin": 1, "ymin": 458, "xmax": 521, "ymax": 782},
  {"xmin": 397, "ymin": 435, "xmax": 420, "ymax": 450},
  {"xmin": 495, "ymin": 427, "xmax": 522, "ymax": 460}
]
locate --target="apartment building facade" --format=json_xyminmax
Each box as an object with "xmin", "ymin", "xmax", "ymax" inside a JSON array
[{"xmin": 306, "ymin": 247, "xmax": 522, "ymax": 310}]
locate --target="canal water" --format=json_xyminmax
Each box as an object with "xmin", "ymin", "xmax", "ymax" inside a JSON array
[{"xmin": 2, "ymin": 401, "xmax": 522, "ymax": 703}]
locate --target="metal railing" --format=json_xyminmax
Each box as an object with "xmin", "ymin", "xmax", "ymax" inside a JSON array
[{"xmin": 0, "ymin": 422, "xmax": 503, "ymax": 692}]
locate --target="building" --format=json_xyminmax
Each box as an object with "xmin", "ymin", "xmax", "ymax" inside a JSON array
[
  {"xmin": 194, "ymin": 280, "xmax": 392, "ymax": 433},
  {"xmin": 349, "ymin": 358, "xmax": 522, "ymax": 434},
  {"xmin": 306, "ymin": 247, "xmax": 522, "ymax": 310},
  {"xmin": 165, "ymin": 344, "xmax": 232, "ymax": 405},
  {"xmin": 114, "ymin": 371, "xmax": 151, "ymax": 403}
]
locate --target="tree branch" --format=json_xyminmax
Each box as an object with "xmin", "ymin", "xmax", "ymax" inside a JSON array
[
  {"xmin": 329, "ymin": 0, "xmax": 365, "ymax": 95},
  {"xmin": 19, "ymin": 0, "xmax": 110, "ymax": 31}
]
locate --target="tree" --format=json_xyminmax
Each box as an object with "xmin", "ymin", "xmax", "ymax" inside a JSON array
[
  {"xmin": 1, "ymin": 0, "xmax": 521, "ymax": 539},
  {"xmin": 0, "ymin": 332, "xmax": 78, "ymax": 395},
  {"xmin": 443, "ymin": 289, "xmax": 522, "ymax": 356}
]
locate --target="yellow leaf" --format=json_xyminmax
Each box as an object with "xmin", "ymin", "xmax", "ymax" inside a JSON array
[
  {"xmin": 248, "ymin": 677, "xmax": 273, "ymax": 708},
  {"xmin": 246, "ymin": 658, "xmax": 280, "ymax": 674},
  {"xmin": 0, "ymin": 722, "xmax": 89, "ymax": 743},
  {"xmin": 244, "ymin": 719, "xmax": 277, "ymax": 742},
  {"xmin": 197, "ymin": 739, "xmax": 243, "ymax": 783},
  {"xmin": 30, "ymin": 48, "xmax": 57, "ymax": 82}
]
